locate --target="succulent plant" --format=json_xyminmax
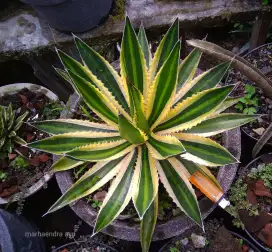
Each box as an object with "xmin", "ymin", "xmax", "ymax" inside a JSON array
[
  {"xmin": 0, "ymin": 104, "xmax": 28, "ymax": 152},
  {"xmin": 27, "ymin": 18, "xmax": 258, "ymax": 251}
]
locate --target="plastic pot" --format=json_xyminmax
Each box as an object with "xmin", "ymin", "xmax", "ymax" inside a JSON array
[
  {"xmin": 21, "ymin": 0, "xmax": 113, "ymax": 33},
  {"xmin": 0, "ymin": 209, "xmax": 45, "ymax": 252},
  {"xmin": 53, "ymin": 91, "xmax": 241, "ymax": 242},
  {"xmin": 0, "ymin": 83, "xmax": 58, "ymax": 204},
  {"xmin": 52, "ymin": 240, "xmax": 118, "ymax": 252}
]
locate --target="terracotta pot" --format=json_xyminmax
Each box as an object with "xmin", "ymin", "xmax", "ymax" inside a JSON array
[
  {"xmin": 54, "ymin": 91, "xmax": 241, "ymax": 241},
  {"xmin": 0, "ymin": 83, "xmax": 58, "ymax": 204}
]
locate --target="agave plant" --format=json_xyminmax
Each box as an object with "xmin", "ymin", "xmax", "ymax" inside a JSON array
[
  {"xmin": 26, "ymin": 18, "xmax": 258, "ymax": 251},
  {"xmin": 0, "ymin": 104, "xmax": 28, "ymax": 152}
]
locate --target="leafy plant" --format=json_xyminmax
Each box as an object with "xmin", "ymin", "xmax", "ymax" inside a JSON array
[
  {"xmin": 26, "ymin": 18, "xmax": 258, "ymax": 251},
  {"xmin": 0, "ymin": 170, "xmax": 8, "ymax": 181},
  {"xmin": 228, "ymin": 178, "xmax": 259, "ymax": 228},
  {"xmin": 9, "ymin": 156, "xmax": 29, "ymax": 170},
  {"xmin": 248, "ymin": 163, "xmax": 272, "ymax": 189},
  {"xmin": 235, "ymin": 84, "xmax": 258, "ymax": 115},
  {"xmin": 0, "ymin": 104, "xmax": 28, "ymax": 154},
  {"xmin": 42, "ymin": 101, "xmax": 64, "ymax": 120}
]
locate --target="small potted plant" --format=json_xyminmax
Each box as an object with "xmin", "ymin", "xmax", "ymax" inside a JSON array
[
  {"xmin": 21, "ymin": 0, "xmax": 113, "ymax": 33},
  {"xmin": 0, "ymin": 83, "xmax": 63, "ymax": 204},
  {"xmin": 25, "ymin": 17, "xmax": 261, "ymax": 251},
  {"xmin": 228, "ymin": 153, "xmax": 272, "ymax": 251}
]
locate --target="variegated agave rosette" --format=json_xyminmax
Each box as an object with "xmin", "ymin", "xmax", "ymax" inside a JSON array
[{"xmin": 26, "ymin": 18, "xmax": 258, "ymax": 251}]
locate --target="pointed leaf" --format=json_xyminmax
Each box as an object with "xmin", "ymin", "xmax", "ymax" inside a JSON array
[
  {"xmin": 120, "ymin": 17, "xmax": 148, "ymax": 98},
  {"xmin": 74, "ymin": 36, "xmax": 130, "ymax": 113},
  {"xmin": 138, "ymin": 24, "xmax": 151, "ymax": 68},
  {"xmin": 67, "ymin": 140, "xmax": 134, "ymax": 162},
  {"xmin": 118, "ymin": 114, "xmax": 147, "ymax": 144},
  {"xmin": 68, "ymin": 70, "xmax": 118, "ymax": 126},
  {"xmin": 214, "ymin": 97, "xmax": 241, "ymax": 114},
  {"xmin": 30, "ymin": 119, "xmax": 117, "ymax": 135},
  {"xmin": 27, "ymin": 131, "xmax": 121, "ymax": 154},
  {"xmin": 174, "ymin": 133, "xmax": 238, "ymax": 166},
  {"xmin": 178, "ymin": 49, "xmax": 202, "ymax": 89},
  {"xmin": 51, "ymin": 156, "xmax": 84, "ymax": 172},
  {"xmin": 157, "ymin": 159, "xmax": 202, "ymax": 226},
  {"xmin": 150, "ymin": 18, "xmax": 179, "ymax": 81},
  {"xmin": 94, "ymin": 150, "xmax": 137, "ymax": 233},
  {"xmin": 12, "ymin": 136, "xmax": 26, "ymax": 145},
  {"xmin": 147, "ymin": 41, "xmax": 181, "ymax": 129},
  {"xmin": 132, "ymin": 146, "xmax": 158, "ymax": 218},
  {"xmin": 54, "ymin": 67, "xmax": 75, "ymax": 91},
  {"xmin": 128, "ymin": 85, "xmax": 149, "ymax": 133},
  {"xmin": 146, "ymin": 133, "xmax": 185, "ymax": 160},
  {"xmin": 156, "ymin": 85, "xmax": 234, "ymax": 134},
  {"xmin": 47, "ymin": 157, "xmax": 125, "ymax": 213},
  {"xmin": 174, "ymin": 61, "xmax": 231, "ymax": 105},
  {"xmin": 183, "ymin": 113, "xmax": 259, "ymax": 137},
  {"xmin": 140, "ymin": 193, "xmax": 158, "ymax": 252}
]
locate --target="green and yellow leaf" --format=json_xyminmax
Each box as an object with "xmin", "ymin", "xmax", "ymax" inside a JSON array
[
  {"xmin": 47, "ymin": 157, "xmax": 125, "ymax": 213},
  {"xmin": 120, "ymin": 17, "xmax": 148, "ymax": 99},
  {"xmin": 94, "ymin": 150, "xmax": 137, "ymax": 233},
  {"xmin": 68, "ymin": 70, "xmax": 119, "ymax": 126},
  {"xmin": 174, "ymin": 133, "xmax": 238, "ymax": 166},
  {"xmin": 147, "ymin": 41, "xmax": 181, "ymax": 129},
  {"xmin": 118, "ymin": 114, "xmax": 147, "ymax": 144},
  {"xmin": 157, "ymin": 158, "xmax": 202, "ymax": 226},
  {"xmin": 138, "ymin": 24, "xmax": 151, "ymax": 68},
  {"xmin": 51, "ymin": 157, "xmax": 84, "ymax": 172},
  {"xmin": 127, "ymin": 86, "xmax": 149, "ymax": 133},
  {"xmin": 174, "ymin": 61, "xmax": 231, "ymax": 105},
  {"xmin": 178, "ymin": 49, "xmax": 202, "ymax": 89},
  {"xmin": 26, "ymin": 131, "xmax": 121, "ymax": 154},
  {"xmin": 214, "ymin": 97, "xmax": 241, "ymax": 114},
  {"xmin": 183, "ymin": 113, "xmax": 259, "ymax": 137},
  {"xmin": 149, "ymin": 18, "xmax": 179, "ymax": 81},
  {"xmin": 67, "ymin": 140, "xmax": 135, "ymax": 162},
  {"xmin": 74, "ymin": 36, "xmax": 130, "ymax": 112},
  {"xmin": 132, "ymin": 146, "xmax": 159, "ymax": 218},
  {"xmin": 140, "ymin": 193, "xmax": 158, "ymax": 252},
  {"xmin": 146, "ymin": 133, "xmax": 185, "ymax": 160},
  {"xmin": 30, "ymin": 119, "xmax": 117, "ymax": 135},
  {"xmin": 156, "ymin": 85, "xmax": 234, "ymax": 134}
]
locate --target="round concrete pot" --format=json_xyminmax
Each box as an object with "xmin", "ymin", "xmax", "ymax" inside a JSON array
[
  {"xmin": 0, "ymin": 83, "xmax": 58, "ymax": 204},
  {"xmin": 21, "ymin": 0, "xmax": 113, "ymax": 33},
  {"xmin": 54, "ymin": 92, "xmax": 241, "ymax": 241},
  {"xmin": 0, "ymin": 209, "xmax": 46, "ymax": 252}
]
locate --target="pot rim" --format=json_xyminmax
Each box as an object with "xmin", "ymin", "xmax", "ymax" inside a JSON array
[
  {"xmin": 0, "ymin": 83, "xmax": 58, "ymax": 204},
  {"xmin": 21, "ymin": 0, "xmax": 67, "ymax": 7},
  {"xmin": 54, "ymin": 91, "xmax": 241, "ymax": 241}
]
